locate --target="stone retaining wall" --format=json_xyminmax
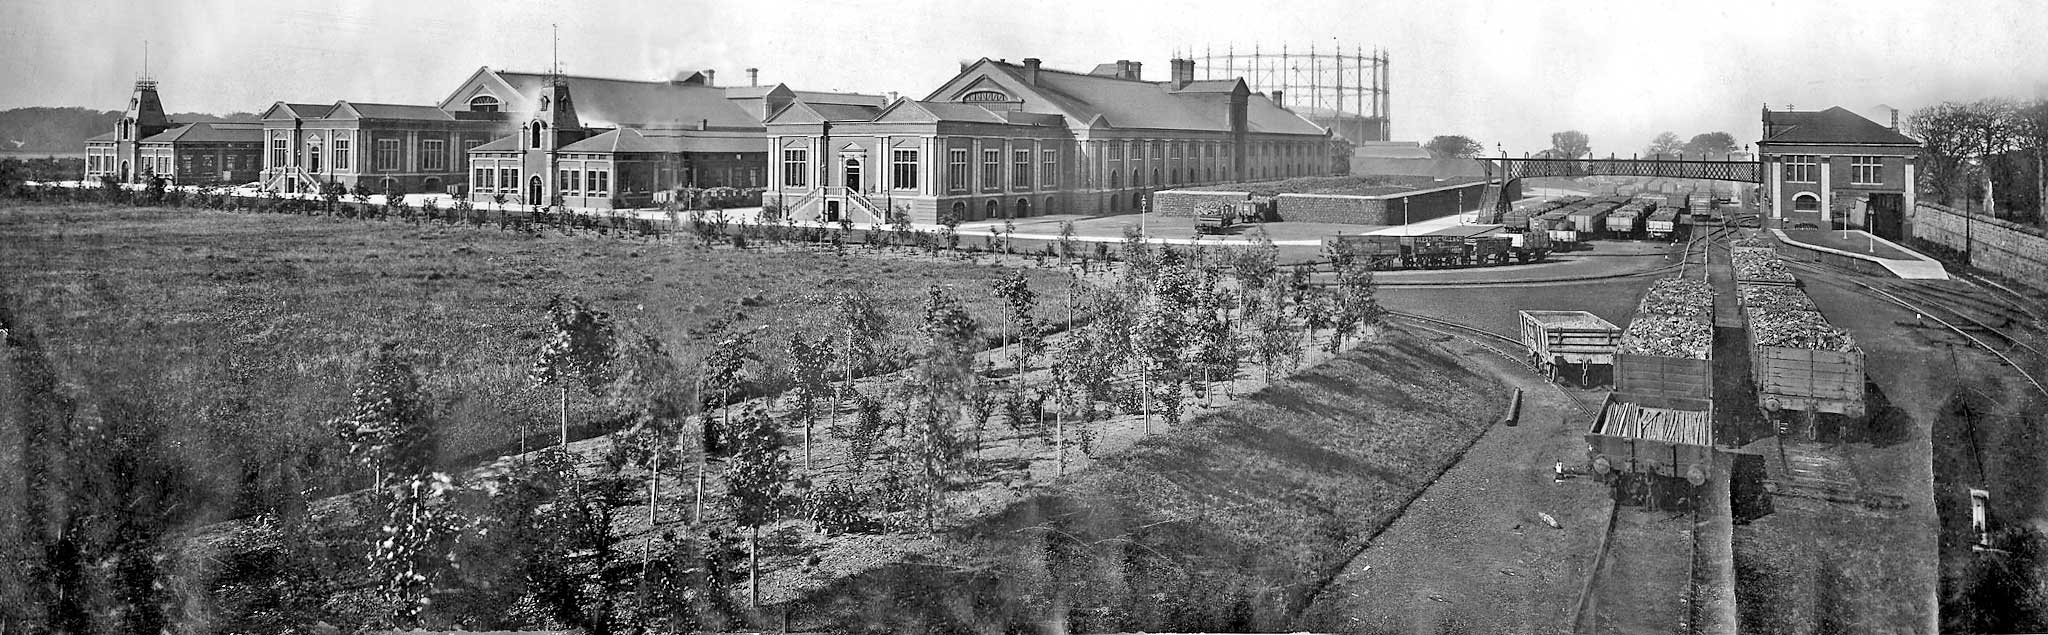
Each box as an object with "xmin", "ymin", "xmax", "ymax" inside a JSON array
[
  {"xmin": 1906, "ymin": 202, "xmax": 2048, "ymax": 288},
  {"xmin": 1151, "ymin": 190, "xmax": 1249, "ymax": 217}
]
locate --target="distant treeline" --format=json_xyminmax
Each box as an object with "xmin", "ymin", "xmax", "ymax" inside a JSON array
[{"xmin": 0, "ymin": 107, "xmax": 259, "ymax": 152}]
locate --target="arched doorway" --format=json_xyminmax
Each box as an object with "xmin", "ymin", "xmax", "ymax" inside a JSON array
[
  {"xmin": 843, "ymin": 157, "xmax": 863, "ymax": 192},
  {"xmin": 950, "ymin": 201, "xmax": 968, "ymax": 222},
  {"xmin": 1111, "ymin": 194, "xmax": 1122, "ymax": 213},
  {"xmin": 423, "ymin": 177, "xmax": 443, "ymax": 194},
  {"xmin": 1131, "ymin": 191, "xmax": 1145, "ymax": 212},
  {"xmin": 1015, "ymin": 198, "xmax": 1030, "ymax": 218},
  {"xmin": 985, "ymin": 199, "xmax": 1000, "ymax": 219},
  {"xmin": 119, "ymin": 160, "xmax": 129, "ymax": 182},
  {"xmin": 1044, "ymin": 196, "xmax": 1056, "ymax": 216},
  {"xmin": 529, "ymin": 175, "xmax": 543, "ymax": 206}
]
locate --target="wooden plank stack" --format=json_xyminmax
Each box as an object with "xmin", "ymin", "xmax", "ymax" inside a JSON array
[{"xmin": 1600, "ymin": 401, "xmax": 1713, "ymax": 446}]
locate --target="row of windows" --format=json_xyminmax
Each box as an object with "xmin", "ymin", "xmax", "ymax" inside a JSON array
[
  {"xmin": 784, "ymin": 139, "xmax": 1321, "ymax": 193},
  {"xmin": 267, "ymin": 133, "xmax": 471, "ymax": 173},
  {"xmin": 557, "ymin": 168, "xmax": 612, "ymax": 197},
  {"xmin": 1780, "ymin": 155, "xmax": 1886, "ymax": 186}
]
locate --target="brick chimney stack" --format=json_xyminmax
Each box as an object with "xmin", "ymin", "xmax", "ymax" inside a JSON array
[
  {"xmin": 1891, "ymin": 107, "xmax": 1900, "ymax": 131},
  {"xmin": 703, "ymin": 69, "xmax": 715, "ymax": 87},
  {"xmin": 747, "ymin": 68, "xmax": 759, "ymax": 87},
  {"xmin": 1270, "ymin": 90, "xmax": 1284, "ymax": 109},
  {"xmin": 1125, "ymin": 60, "xmax": 1142, "ymax": 81},
  {"xmin": 1023, "ymin": 58, "xmax": 1042, "ymax": 85},
  {"xmin": 1170, "ymin": 58, "xmax": 1195, "ymax": 89}
]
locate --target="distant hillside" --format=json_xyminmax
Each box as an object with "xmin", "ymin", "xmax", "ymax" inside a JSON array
[{"xmin": 0, "ymin": 107, "xmax": 259, "ymax": 152}]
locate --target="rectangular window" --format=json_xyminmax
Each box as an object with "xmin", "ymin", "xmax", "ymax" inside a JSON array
[
  {"xmin": 982, "ymin": 148, "xmax": 1000, "ymax": 190},
  {"xmin": 1108, "ymin": 143, "xmax": 1123, "ymax": 162},
  {"xmin": 1041, "ymin": 149, "xmax": 1057, "ymax": 189},
  {"xmin": 781, "ymin": 149, "xmax": 808, "ymax": 187},
  {"xmin": 333, "ymin": 135, "xmax": 351, "ymax": 172},
  {"xmin": 1783, "ymin": 154, "xmax": 1816, "ymax": 183},
  {"xmin": 947, "ymin": 148, "xmax": 968, "ymax": 192},
  {"xmin": 473, "ymin": 167, "xmax": 489, "ymax": 190},
  {"xmin": 560, "ymin": 168, "xmax": 578, "ymax": 196},
  {"xmin": 421, "ymin": 139, "xmax": 446, "ymax": 171},
  {"xmin": 271, "ymin": 136, "xmax": 288, "ymax": 169},
  {"xmin": 1012, "ymin": 148, "xmax": 1032, "ymax": 189},
  {"xmin": 592, "ymin": 170, "xmax": 609, "ymax": 196},
  {"xmin": 1851, "ymin": 156, "xmax": 1882, "ymax": 185},
  {"xmin": 374, "ymin": 139, "xmax": 402, "ymax": 172},
  {"xmin": 891, "ymin": 149, "xmax": 918, "ymax": 190}
]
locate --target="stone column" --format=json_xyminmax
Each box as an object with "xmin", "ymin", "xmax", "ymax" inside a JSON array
[
  {"xmin": 1903, "ymin": 157, "xmax": 1916, "ymax": 213},
  {"xmin": 1818, "ymin": 155, "xmax": 1832, "ymax": 222},
  {"xmin": 1768, "ymin": 157, "xmax": 1782, "ymax": 219}
]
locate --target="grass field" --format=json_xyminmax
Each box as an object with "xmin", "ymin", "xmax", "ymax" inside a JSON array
[{"xmin": 0, "ymin": 202, "xmax": 1075, "ymax": 515}]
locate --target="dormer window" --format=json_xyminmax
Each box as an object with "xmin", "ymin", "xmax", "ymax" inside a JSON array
[
  {"xmin": 468, "ymin": 95, "xmax": 500, "ymax": 112},
  {"xmin": 540, "ymin": 95, "xmax": 552, "ymax": 112},
  {"xmin": 962, "ymin": 90, "xmax": 1010, "ymax": 103}
]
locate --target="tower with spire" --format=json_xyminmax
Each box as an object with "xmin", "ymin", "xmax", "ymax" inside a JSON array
[{"xmin": 115, "ymin": 44, "xmax": 174, "ymax": 182}]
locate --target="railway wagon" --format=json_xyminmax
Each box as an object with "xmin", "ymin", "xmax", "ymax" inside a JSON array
[
  {"xmin": 1327, "ymin": 233, "xmax": 1464, "ymax": 269},
  {"xmin": 1506, "ymin": 230, "xmax": 1552, "ymax": 263},
  {"xmin": 1605, "ymin": 207, "xmax": 1646, "ymax": 237},
  {"xmin": 1565, "ymin": 206, "xmax": 1613, "ymax": 236},
  {"xmin": 1731, "ymin": 246, "xmax": 1799, "ymax": 287},
  {"xmin": 1645, "ymin": 208, "xmax": 1682, "ymax": 240},
  {"xmin": 1745, "ymin": 305, "xmax": 1866, "ymax": 439},
  {"xmin": 1586, "ymin": 392, "xmax": 1717, "ymax": 509},
  {"xmin": 1519, "ymin": 310, "xmax": 1621, "ymax": 387}
]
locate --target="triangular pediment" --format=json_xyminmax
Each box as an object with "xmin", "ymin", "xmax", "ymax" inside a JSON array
[
  {"xmin": 764, "ymin": 101, "xmax": 827, "ymax": 125},
  {"xmin": 872, "ymin": 99, "xmax": 940, "ymax": 123}
]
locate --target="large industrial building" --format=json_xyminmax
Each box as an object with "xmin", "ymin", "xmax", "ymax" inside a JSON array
[
  {"xmin": 456, "ymin": 67, "xmax": 882, "ymax": 210},
  {"xmin": 84, "ymin": 78, "xmax": 263, "ymax": 186},
  {"xmin": 762, "ymin": 56, "xmax": 1341, "ymax": 224}
]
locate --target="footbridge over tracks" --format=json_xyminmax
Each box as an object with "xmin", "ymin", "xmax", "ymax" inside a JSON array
[{"xmin": 1486, "ymin": 156, "xmax": 1763, "ymax": 210}]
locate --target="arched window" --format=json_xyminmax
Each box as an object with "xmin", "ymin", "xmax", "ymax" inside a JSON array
[
  {"xmin": 951, "ymin": 201, "xmax": 968, "ymax": 221},
  {"xmin": 1109, "ymin": 169, "xmax": 1121, "ymax": 188},
  {"xmin": 985, "ymin": 199, "xmax": 1001, "ymax": 219},
  {"xmin": 1044, "ymin": 196, "xmax": 1056, "ymax": 216},
  {"xmin": 1111, "ymin": 194, "xmax": 1122, "ymax": 213},
  {"xmin": 1015, "ymin": 197, "xmax": 1031, "ymax": 218},
  {"xmin": 469, "ymin": 95, "xmax": 501, "ymax": 112},
  {"xmin": 1793, "ymin": 193, "xmax": 1820, "ymax": 212},
  {"xmin": 962, "ymin": 90, "xmax": 1010, "ymax": 103},
  {"xmin": 529, "ymin": 122, "xmax": 544, "ymax": 149},
  {"xmin": 1131, "ymin": 191, "xmax": 1145, "ymax": 212},
  {"xmin": 1151, "ymin": 168, "xmax": 1160, "ymax": 187}
]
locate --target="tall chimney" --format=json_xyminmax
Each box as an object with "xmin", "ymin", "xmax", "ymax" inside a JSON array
[
  {"xmin": 747, "ymin": 67, "xmax": 759, "ymax": 87},
  {"xmin": 1170, "ymin": 58, "xmax": 1194, "ymax": 89},
  {"xmin": 1891, "ymin": 107, "xmax": 1900, "ymax": 131},
  {"xmin": 1270, "ymin": 90, "xmax": 1284, "ymax": 109},
  {"xmin": 703, "ymin": 69, "xmax": 715, "ymax": 87},
  {"xmin": 1126, "ymin": 60, "xmax": 1143, "ymax": 81},
  {"xmin": 1022, "ymin": 58, "xmax": 1042, "ymax": 86}
]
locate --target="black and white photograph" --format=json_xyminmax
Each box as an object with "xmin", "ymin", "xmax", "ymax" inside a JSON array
[{"xmin": 1, "ymin": 0, "xmax": 2045, "ymax": 633}]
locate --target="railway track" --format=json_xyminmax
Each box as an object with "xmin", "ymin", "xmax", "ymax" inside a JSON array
[{"xmin": 1782, "ymin": 258, "xmax": 2048, "ymax": 400}]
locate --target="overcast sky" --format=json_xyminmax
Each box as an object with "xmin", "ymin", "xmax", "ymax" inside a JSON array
[{"xmin": 4, "ymin": 0, "xmax": 2045, "ymax": 154}]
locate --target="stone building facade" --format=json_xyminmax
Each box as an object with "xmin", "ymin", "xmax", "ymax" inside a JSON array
[
  {"xmin": 762, "ymin": 57, "xmax": 1340, "ymax": 224},
  {"xmin": 1758, "ymin": 106, "xmax": 1921, "ymax": 235},
  {"xmin": 84, "ymin": 79, "xmax": 262, "ymax": 185}
]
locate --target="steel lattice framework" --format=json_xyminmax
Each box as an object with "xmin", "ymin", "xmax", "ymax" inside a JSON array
[{"xmin": 1492, "ymin": 158, "xmax": 1763, "ymax": 183}]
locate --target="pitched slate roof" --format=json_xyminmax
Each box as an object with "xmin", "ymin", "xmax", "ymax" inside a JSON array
[
  {"xmin": 976, "ymin": 60, "xmax": 1326, "ymax": 136},
  {"xmin": 1761, "ymin": 106, "xmax": 1919, "ymax": 146},
  {"xmin": 270, "ymin": 103, "xmax": 335, "ymax": 119},
  {"xmin": 340, "ymin": 102, "xmax": 458, "ymax": 121},
  {"xmin": 86, "ymin": 131, "xmax": 117, "ymax": 143},
  {"xmin": 792, "ymin": 90, "xmax": 886, "ymax": 107},
  {"xmin": 557, "ymin": 128, "xmax": 765, "ymax": 154},
  {"xmin": 493, "ymin": 71, "xmax": 762, "ymax": 129},
  {"xmin": 138, "ymin": 122, "xmax": 264, "ymax": 144},
  {"xmin": 471, "ymin": 135, "xmax": 522, "ymax": 153}
]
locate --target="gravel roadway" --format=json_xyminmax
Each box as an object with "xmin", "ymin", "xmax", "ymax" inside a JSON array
[{"xmin": 1295, "ymin": 333, "xmax": 1611, "ymax": 634}]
